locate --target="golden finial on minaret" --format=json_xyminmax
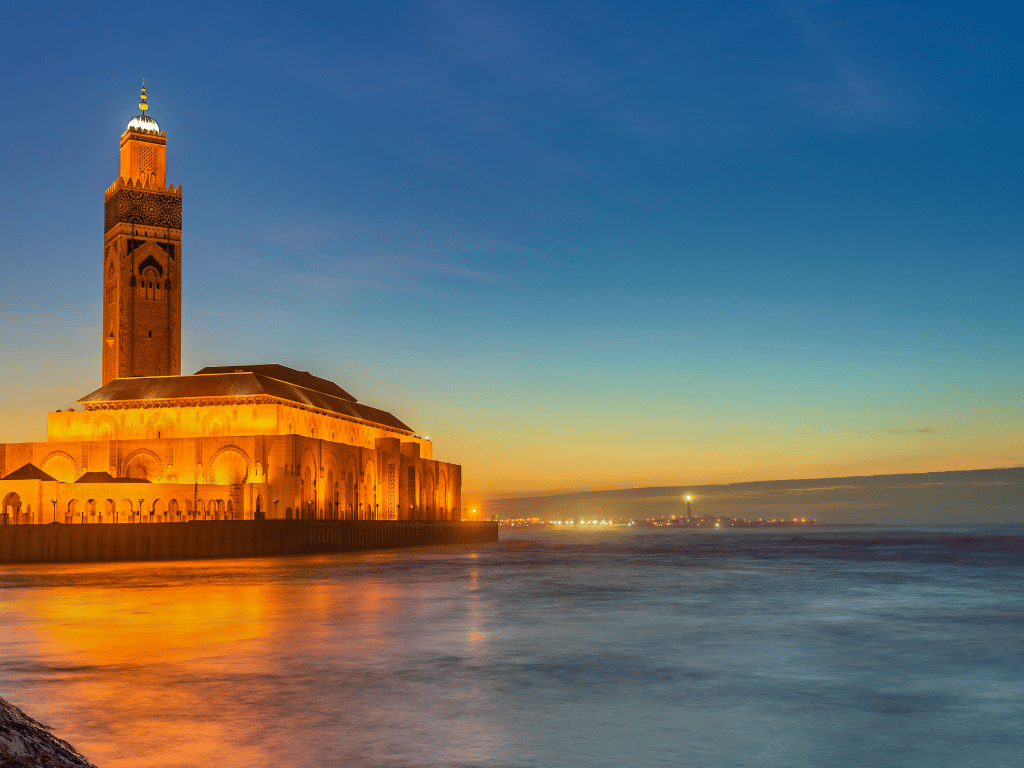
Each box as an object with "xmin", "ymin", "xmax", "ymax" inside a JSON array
[{"xmin": 139, "ymin": 79, "xmax": 148, "ymax": 113}]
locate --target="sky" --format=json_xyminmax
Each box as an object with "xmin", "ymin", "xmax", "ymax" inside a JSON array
[{"xmin": 0, "ymin": 1, "xmax": 1021, "ymax": 502}]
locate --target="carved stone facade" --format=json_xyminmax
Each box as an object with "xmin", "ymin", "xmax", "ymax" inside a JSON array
[{"xmin": 0, "ymin": 432, "xmax": 461, "ymax": 523}]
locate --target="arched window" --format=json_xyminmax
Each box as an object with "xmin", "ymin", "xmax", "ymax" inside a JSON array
[{"xmin": 140, "ymin": 267, "xmax": 160, "ymax": 301}]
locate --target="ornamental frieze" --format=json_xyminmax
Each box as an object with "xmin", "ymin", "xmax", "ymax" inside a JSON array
[
  {"xmin": 120, "ymin": 131, "xmax": 165, "ymax": 145},
  {"xmin": 105, "ymin": 188, "xmax": 182, "ymax": 232},
  {"xmin": 79, "ymin": 396, "xmax": 412, "ymax": 435}
]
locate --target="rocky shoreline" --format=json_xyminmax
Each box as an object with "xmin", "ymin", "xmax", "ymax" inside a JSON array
[{"xmin": 0, "ymin": 696, "xmax": 97, "ymax": 767}]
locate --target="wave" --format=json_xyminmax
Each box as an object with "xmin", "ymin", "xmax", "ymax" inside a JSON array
[{"xmin": 491, "ymin": 528, "xmax": 1024, "ymax": 566}]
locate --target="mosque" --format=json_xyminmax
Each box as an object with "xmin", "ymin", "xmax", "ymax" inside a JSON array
[{"xmin": 0, "ymin": 87, "xmax": 462, "ymax": 525}]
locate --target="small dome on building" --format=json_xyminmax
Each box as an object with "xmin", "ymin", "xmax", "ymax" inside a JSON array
[{"xmin": 127, "ymin": 114, "xmax": 160, "ymax": 133}]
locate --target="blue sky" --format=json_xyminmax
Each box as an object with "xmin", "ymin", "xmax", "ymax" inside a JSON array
[{"xmin": 0, "ymin": 1, "xmax": 1021, "ymax": 498}]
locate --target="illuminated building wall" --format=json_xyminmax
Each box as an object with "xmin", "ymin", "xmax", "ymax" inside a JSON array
[{"xmin": 0, "ymin": 88, "xmax": 461, "ymax": 525}]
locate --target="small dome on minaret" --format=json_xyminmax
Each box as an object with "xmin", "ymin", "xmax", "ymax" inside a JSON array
[{"xmin": 126, "ymin": 81, "xmax": 160, "ymax": 133}]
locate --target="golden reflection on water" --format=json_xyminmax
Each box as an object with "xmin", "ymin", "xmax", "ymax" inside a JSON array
[
  {"xmin": 466, "ymin": 565, "xmax": 488, "ymax": 645},
  {"xmin": 28, "ymin": 583, "xmax": 270, "ymax": 661},
  {"xmin": 0, "ymin": 551, "xmax": 507, "ymax": 768}
]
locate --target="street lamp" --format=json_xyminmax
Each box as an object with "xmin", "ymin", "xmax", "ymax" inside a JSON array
[
  {"xmin": 274, "ymin": 499, "xmax": 279, "ymax": 519},
  {"xmin": 51, "ymin": 499, "xmax": 56, "ymax": 524}
]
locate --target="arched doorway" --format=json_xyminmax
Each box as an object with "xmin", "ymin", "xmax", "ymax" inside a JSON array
[
  {"xmin": 425, "ymin": 471, "xmax": 435, "ymax": 521},
  {"xmin": 2, "ymin": 492, "xmax": 21, "ymax": 524},
  {"xmin": 208, "ymin": 447, "xmax": 249, "ymax": 484},
  {"xmin": 326, "ymin": 469, "xmax": 334, "ymax": 519},
  {"xmin": 124, "ymin": 451, "xmax": 162, "ymax": 481},
  {"xmin": 363, "ymin": 460, "xmax": 375, "ymax": 520},
  {"xmin": 439, "ymin": 473, "xmax": 449, "ymax": 520},
  {"xmin": 302, "ymin": 466, "xmax": 311, "ymax": 518},
  {"xmin": 346, "ymin": 470, "xmax": 355, "ymax": 519},
  {"xmin": 42, "ymin": 453, "xmax": 78, "ymax": 483}
]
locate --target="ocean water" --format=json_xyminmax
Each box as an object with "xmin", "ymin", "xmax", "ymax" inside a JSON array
[{"xmin": 0, "ymin": 526, "xmax": 1022, "ymax": 768}]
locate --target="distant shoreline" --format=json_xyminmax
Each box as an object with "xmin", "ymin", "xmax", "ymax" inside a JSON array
[{"xmin": 485, "ymin": 466, "xmax": 1024, "ymax": 526}]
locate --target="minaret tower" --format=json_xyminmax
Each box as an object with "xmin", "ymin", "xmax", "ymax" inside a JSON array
[{"xmin": 101, "ymin": 82, "xmax": 182, "ymax": 385}]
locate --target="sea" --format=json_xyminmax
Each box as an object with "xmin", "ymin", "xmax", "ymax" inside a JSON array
[{"xmin": 1, "ymin": 525, "xmax": 1022, "ymax": 768}]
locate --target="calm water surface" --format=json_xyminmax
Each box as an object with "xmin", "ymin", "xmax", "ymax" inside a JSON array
[{"xmin": 1, "ymin": 526, "xmax": 1022, "ymax": 768}]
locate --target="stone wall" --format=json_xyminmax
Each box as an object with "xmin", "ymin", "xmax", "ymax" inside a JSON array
[
  {"xmin": 0, "ymin": 520, "xmax": 498, "ymax": 563},
  {"xmin": 1, "ymin": 432, "xmax": 461, "ymax": 522}
]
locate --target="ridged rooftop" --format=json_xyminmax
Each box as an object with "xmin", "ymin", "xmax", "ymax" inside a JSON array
[{"xmin": 76, "ymin": 364, "xmax": 414, "ymax": 434}]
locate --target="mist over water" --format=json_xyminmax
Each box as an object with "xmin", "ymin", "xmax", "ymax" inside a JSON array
[{"xmin": 1, "ymin": 526, "xmax": 1022, "ymax": 767}]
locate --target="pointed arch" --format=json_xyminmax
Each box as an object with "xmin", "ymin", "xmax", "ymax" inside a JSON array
[
  {"xmin": 145, "ymin": 411, "xmax": 175, "ymax": 440},
  {"xmin": 90, "ymin": 413, "xmax": 121, "ymax": 441},
  {"xmin": 123, "ymin": 448, "xmax": 163, "ymax": 481},
  {"xmin": 425, "ymin": 469, "xmax": 435, "ymax": 520},
  {"xmin": 201, "ymin": 409, "xmax": 231, "ymax": 438},
  {"xmin": 207, "ymin": 445, "xmax": 250, "ymax": 485},
  {"xmin": 41, "ymin": 450, "xmax": 80, "ymax": 483},
  {"xmin": 2, "ymin": 492, "xmax": 22, "ymax": 524}
]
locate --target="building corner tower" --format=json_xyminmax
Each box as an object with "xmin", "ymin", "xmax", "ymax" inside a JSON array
[{"xmin": 101, "ymin": 83, "xmax": 182, "ymax": 386}]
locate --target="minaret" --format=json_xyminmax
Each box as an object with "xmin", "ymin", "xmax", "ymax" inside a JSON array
[{"xmin": 101, "ymin": 82, "xmax": 182, "ymax": 385}]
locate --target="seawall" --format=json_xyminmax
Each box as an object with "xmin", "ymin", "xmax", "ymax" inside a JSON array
[{"xmin": 0, "ymin": 520, "xmax": 499, "ymax": 564}]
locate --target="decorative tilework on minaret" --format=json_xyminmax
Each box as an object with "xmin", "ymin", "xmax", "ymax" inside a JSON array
[{"xmin": 101, "ymin": 83, "xmax": 182, "ymax": 385}]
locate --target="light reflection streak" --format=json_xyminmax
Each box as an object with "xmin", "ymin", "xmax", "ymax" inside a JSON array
[{"xmin": 0, "ymin": 552, "xmax": 511, "ymax": 768}]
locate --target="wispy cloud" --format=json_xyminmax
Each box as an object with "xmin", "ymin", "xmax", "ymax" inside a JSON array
[
  {"xmin": 212, "ymin": 209, "xmax": 515, "ymax": 301},
  {"xmin": 780, "ymin": 1, "xmax": 914, "ymax": 124},
  {"xmin": 280, "ymin": 249, "xmax": 509, "ymax": 301},
  {"xmin": 853, "ymin": 426, "xmax": 937, "ymax": 435},
  {"xmin": 184, "ymin": 304, "xmax": 250, "ymax": 320},
  {"xmin": 425, "ymin": 0, "xmax": 597, "ymax": 91}
]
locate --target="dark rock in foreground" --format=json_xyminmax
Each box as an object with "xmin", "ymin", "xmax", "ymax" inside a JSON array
[{"xmin": 0, "ymin": 696, "xmax": 97, "ymax": 767}]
